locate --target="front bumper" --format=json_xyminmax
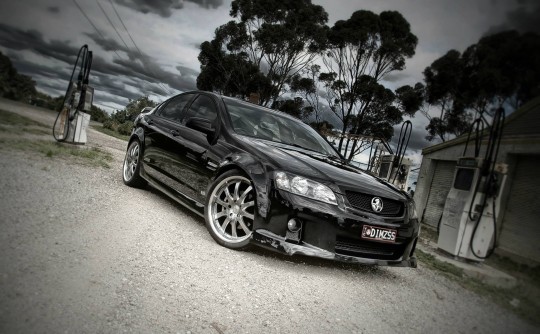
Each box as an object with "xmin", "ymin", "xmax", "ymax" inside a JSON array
[
  {"xmin": 251, "ymin": 189, "xmax": 419, "ymax": 268},
  {"xmin": 253, "ymin": 230, "xmax": 417, "ymax": 267}
]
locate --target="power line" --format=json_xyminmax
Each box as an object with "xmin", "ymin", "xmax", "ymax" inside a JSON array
[
  {"xmin": 108, "ymin": 0, "xmax": 174, "ymax": 96},
  {"xmin": 96, "ymin": 0, "xmax": 172, "ymax": 96},
  {"xmin": 109, "ymin": 0, "xmax": 145, "ymax": 61},
  {"xmin": 94, "ymin": 102, "xmax": 122, "ymax": 111},
  {"xmin": 72, "ymin": 0, "xmax": 122, "ymax": 60},
  {"xmin": 95, "ymin": 0, "xmax": 131, "ymax": 53},
  {"xmin": 74, "ymin": 0, "xmax": 173, "ymax": 97}
]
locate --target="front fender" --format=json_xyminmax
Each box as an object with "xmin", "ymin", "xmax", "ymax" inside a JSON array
[
  {"xmin": 129, "ymin": 126, "xmax": 145, "ymax": 147},
  {"xmin": 214, "ymin": 153, "xmax": 272, "ymax": 221}
]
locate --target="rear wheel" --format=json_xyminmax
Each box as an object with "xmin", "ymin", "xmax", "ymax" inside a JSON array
[
  {"xmin": 123, "ymin": 139, "xmax": 146, "ymax": 188},
  {"xmin": 205, "ymin": 171, "xmax": 256, "ymax": 249}
]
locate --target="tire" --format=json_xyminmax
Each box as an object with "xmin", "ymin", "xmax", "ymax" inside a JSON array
[
  {"xmin": 205, "ymin": 170, "xmax": 256, "ymax": 250},
  {"xmin": 122, "ymin": 139, "xmax": 146, "ymax": 188}
]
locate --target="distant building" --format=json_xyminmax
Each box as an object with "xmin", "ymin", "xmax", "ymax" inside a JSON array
[{"xmin": 414, "ymin": 98, "xmax": 540, "ymax": 264}]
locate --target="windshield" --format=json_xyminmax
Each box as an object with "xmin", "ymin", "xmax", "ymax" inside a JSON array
[{"xmin": 223, "ymin": 98, "xmax": 340, "ymax": 158}]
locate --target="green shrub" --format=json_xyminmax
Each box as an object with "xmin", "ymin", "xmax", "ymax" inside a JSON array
[
  {"xmin": 117, "ymin": 121, "xmax": 134, "ymax": 135},
  {"xmin": 88, "ymin": 105, "xmax": 110, "ymax": 123},
  {"xmin": 103, "ymin": 119, "xmax": 118, "ymax": 131}
]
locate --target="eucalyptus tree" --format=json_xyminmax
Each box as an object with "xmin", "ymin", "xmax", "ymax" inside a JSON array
[
  {"xmin": 197, "ymin": 0, "xmax": 328, "ymax": 106},
  {"xmin": 423, "ymin": 30, "xmax": 540, "ymax": 142},
  {"xmin": 0, "ymin": 51, "xmax": 37, "ymax": 101},
  {"xmin": 422, "ymin": 49, "xmax": 470, "ymax": 142},
  {"xmin": 318, "ymin": 10, "xmax": 420, "ymax": 160}
]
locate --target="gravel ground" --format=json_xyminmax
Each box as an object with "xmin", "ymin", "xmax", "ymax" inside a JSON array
[{"xmin": 0, "ymin": 99, "xmax": 537, "ymax": 334}]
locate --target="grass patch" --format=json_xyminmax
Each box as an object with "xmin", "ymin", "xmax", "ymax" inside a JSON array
[
  {"xmin": 486, "ymin": 254, "xmax": 540, "ymax": 286},
  {"xmin": 419, "ymin": 224, "xmax": 439, "ymax": 243},
  {"xmin": 24, "ymin": 127, "xmax": 50, "ymax": 135},
  {"xmin": 417, "ymin": 249, "xmax": 464, "ymax": 279},
  {"xmin": 0, "ymin": 125, "xmax": 50, "ymax": 135},
  {"xmin": 91, "ymin": 125, "xmax": 129, "ymax": 141},
  {"xmin": 1, "ymin": 138, "xmax": 113, "ymax": 168},
  {"xmin": 0, "ymin": 110, "xmax": 113, "ymax": 168},
  {"xmin": 417, "ymin": 249, "xmax": 540, "ymax": 325},
  {"xmin": 0, "ymin": 110, "xmax": 48, "ymax": 127},
  {"xmin": 0, "ymin": 110, "xmax": 50, "ymax": 136}
]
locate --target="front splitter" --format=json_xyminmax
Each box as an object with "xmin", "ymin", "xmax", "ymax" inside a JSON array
[{"xmin": 252, "ymin": 229, "xmax": 417, "ymax": 268}]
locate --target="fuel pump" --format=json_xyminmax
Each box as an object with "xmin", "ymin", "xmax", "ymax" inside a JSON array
[
  {"xmin": 437, "ymin": 108, "xmax": 506, "ymax": 261},
  {"xmin": 53, "ymin": 45, "xmax": 93, "ymax": 144},
  {"xmin": 371, "ymin": 121, "xmax": 413, "ymax": 190},
  {"xmin": 388, "ymin": 121, "xmax": 412, "ymax": 189}
]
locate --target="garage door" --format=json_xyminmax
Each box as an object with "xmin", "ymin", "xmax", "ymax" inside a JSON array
[
  {"xmin": 423, "ymin": 160, "xmax": 456, "ymax": 228},
  {"xmin": 499, "ymin": 155, "xmax": 540, "ymax": 263}
]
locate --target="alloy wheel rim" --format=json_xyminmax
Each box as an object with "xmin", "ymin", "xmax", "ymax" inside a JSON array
[
  {"xmin": 208, "ymin": 176, "xmax": 255, "ymax": 243},
  {"xmin": 123, "ymin": 142, "xmax": 139, "ymax": 181}
]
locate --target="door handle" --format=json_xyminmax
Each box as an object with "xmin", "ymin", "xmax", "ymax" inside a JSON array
[{"xmin": 170, "ymin": 129, "xmax": 180, "ymax": 137}]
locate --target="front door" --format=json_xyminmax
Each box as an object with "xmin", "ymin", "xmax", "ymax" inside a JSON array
[{"xmin": 174, "ymin": 94, "xmax": 224, "ymax": 204}]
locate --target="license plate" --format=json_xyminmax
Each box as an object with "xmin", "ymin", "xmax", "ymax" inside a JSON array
[{"xmin": 361, "ymin": 225, "xmax": 397, "ymax": 243}]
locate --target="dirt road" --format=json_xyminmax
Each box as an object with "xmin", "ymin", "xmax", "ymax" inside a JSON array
[{"xmin": 0, "ymin": 98, "xmax": 536, "ymax": 333}]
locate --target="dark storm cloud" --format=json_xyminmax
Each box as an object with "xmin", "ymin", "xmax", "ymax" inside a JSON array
[
  {"xmin": 0, "ymin": 24, "xmax": 136, "ymax": 97},
  {"xmin": 116, "ymin": 58, "xmax": 196, "ymax": 93},
  {"xmin": 94, "ymin": 76, "xmax": 142, "ymax": 101},
  {"xmin": 141, "ymin": 81, "xmax": 173, "ymax": 96},
  {"xmin": 383, "ymin": 72, "xmax": 409, "ymax": 83},
  {"xmin": 47, "ymin": 6, "xmax": 60, "ymax": 14},
  {"xmin": 486, "ymin": 1, "xmax": 540, "ymax": 34},
  {"xmin": 85, "ymin": 32, "xmax": 197, "ymax": 93},
  {"xmin": 388, "ymin": 120, "xmax": 436, "ymax": 154},
  {"xmin": 3, "ymin": 51, "xmax": 71, "ymax": 80},
  {"xmin": 84, "ymin": 32, "xmax": 130, "ymax": 56},
  {"xmin": 176, "ymin": 65, "xmax": 199, "ymax": 77},
  {"xmin": 36, "ymin": 79, "xmax": 69, "ymax": 94},
  {"xmin": 0, "ymin": 24, "xmax": 80, "ymax": 65},
  {"xmin": 0, "ymin": 22, "xmax": 196, "ymax": 102},
  {"xmin": 115, "ymin": 0, "xmax": 224, "ymax": 18},
  {"xmin": 94, "ymin": 91, "xmax": 131, "ymax": 108}
]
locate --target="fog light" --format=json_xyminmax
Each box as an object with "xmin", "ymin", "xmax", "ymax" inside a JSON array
[
  {"xmin": 287, "ymin": 218, "xmax": 300, "ymax": 232},
  {"xmin": 286, "ymin": 218, "xmax": 302, "ymax": 243}
]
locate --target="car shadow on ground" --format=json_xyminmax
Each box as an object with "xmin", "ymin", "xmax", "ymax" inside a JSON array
[
  {"xmin": 143, "ymin": 184, "xmax": 392, "ymax": 277},
  {"xmin": 247, "ymin": 246, "xmax": 386, "ymax": 273}
]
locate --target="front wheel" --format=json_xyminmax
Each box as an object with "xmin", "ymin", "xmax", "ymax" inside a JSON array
[
  {"xmin": 205, "ymin": 171, "xmax": 256, "ymax": 249},
  {"xmin": 122, "ymin": 139, "xmax": 146, "ymax": 188}
]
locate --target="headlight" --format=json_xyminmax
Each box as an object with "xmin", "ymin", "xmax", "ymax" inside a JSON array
[
  {"xmin": 274, "ymin": 171, "xmax": 337, "ymax": 205},
  {"xmin": 408, "ymin": 201, "xmax": 418, "ymax": 219}
]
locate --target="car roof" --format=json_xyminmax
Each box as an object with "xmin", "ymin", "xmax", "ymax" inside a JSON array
[
  {"xmin": 178, "ymin": 90, "xmax": 304, "ymax": 123},
  {"xmin": 219, "ymin": 94, "xmax": 300, "ymax": 122}
]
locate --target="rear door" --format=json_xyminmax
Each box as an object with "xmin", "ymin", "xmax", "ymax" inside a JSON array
[{"xmin": 142, "ymin": 93, "xmax": 195, "ymax": 192}]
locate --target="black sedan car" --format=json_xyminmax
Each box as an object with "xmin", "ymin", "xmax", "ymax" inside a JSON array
[{"xmin": 122, "ymin": 91, "xmax": 419, "ymax": 267}]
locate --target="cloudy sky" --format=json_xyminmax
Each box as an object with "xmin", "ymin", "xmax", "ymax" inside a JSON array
[{"xmin": 0, "ymin": 0, "xmax": 538, "ymax": 165}]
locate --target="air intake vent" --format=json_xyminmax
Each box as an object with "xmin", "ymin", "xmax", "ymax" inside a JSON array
[{"xmin": 335, "ymin": 237, "xmax": 404, "ymax": 260}]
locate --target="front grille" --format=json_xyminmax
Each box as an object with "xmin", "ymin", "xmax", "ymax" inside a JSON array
[
  {"xmin": 335, "ymin": 237, "xmax": 403, "ymax": 260},
  {"xmin": 345, "ymin": 191, "xmax": 404, "ymax": 217}
]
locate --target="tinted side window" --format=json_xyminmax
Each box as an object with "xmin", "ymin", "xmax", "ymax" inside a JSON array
[
  {"xmin": 157, "ymin": 94, "xmax": 194, "ymax": 122},
  {"xmin": 183, "ymin": 95, "xmax": 217, "ymax": 123}
]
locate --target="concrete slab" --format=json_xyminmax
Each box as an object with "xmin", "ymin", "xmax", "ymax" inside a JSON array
[{"xmin": 417, "ymin": 239, "xmax": 517, "ymax": 289}]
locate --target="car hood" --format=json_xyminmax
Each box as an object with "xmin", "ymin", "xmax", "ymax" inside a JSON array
[{"xmin": 236, "ymin": 136, "xmax": 407, "ymax": 201}]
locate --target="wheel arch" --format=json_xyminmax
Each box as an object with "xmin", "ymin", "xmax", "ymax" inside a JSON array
[
  {"xmin": 211, "ymin": 156, "xmax": 271, "ymax": 220},
  {"xmin": 128, "ymin": 127, "xmax": 145, "ymax": 147}
]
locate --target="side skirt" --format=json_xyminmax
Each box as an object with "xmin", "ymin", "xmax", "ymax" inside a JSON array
[{"xmin": 140, "ymin": 165, "xmax": 205, "ymax": 218}]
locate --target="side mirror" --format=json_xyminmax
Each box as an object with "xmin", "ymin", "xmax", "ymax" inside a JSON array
[
  {"xmin": 140, "ymin": 106, "xmax": 153, "ymax": 114},
  {"xmin": 186, "ymin": 117, "xmax": 215, "ymax": 135}
]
